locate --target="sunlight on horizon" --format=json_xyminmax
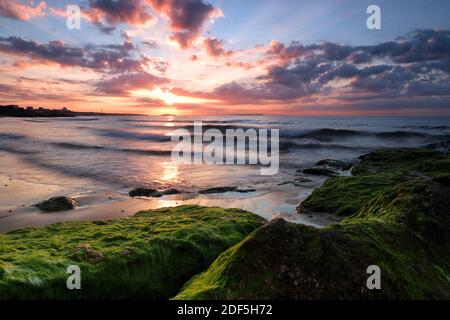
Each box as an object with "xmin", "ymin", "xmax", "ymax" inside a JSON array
[{"xmin": 131, "ymin": 88, "xmax": 220, "ymax": 106}]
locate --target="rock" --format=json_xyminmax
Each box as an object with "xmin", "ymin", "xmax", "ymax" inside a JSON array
[
  {"xmin": 236, "ymin": 188, "xmax": 256, "ymax": 193},
  {"xmin": 199, "ymin": 187, "xmax": 256, "ymax": 195},
  {"xmin": 71, "ymin": 243, "xmax": 104, "ymax": 265},
  {"xmin": 278, "ymin": 177, "xmax": 313, "ymax": 187},
  {"xmin": 129, "ymin": 188, "xmax": 162, "ymax": 198},
  {"xmin": 301, "ymin": 159, "xmax": 352, "ymax": 177},
  {"xmin": 175, "ymin": 179, "xmax": 450, "ymax": 300},
  {"xmin": 199, "ymin": 186, "xmax": 238, "ymax": 194},
  {"xmin": 35, "ymin": 197, "xmax": 77, "ymax": 212},
  {"xmin": 434, "ymin": 175, "xmax": 450, "ymax": 187},
  {"xmin": 303, "ymin": 167, "xmax": 338, "ymax": 177},
  {"xmin": 427, "ymin": 140, "xmax": 450, "ymax": 152},
  {"xmin": 160, "ymin": 188, "xmax": 181, "ymax": 195},
  {"xmin": 129, "ymin": 188, "xmax": 182, "ymax": 197},
  {"xmin": 315, "ymin": 159, "xmax": 352, "ymax": 170},
  {"xmin": 0, "ymin": 205, "xmax": 265, "ymax": 299}
]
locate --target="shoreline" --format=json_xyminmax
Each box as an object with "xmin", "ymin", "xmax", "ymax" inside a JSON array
[{"xmin": 0, "ymin": 170, "xmax": 332, "ymax": 233}]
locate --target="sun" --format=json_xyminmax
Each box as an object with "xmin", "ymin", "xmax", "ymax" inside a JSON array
[{"xmin": 130, "ymin": 87, "xmax": 219, "ymax": 106}]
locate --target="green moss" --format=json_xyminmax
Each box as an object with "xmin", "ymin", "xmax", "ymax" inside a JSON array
[
  {"xmin": 175, "ymin": 149, "xmax": 450, "ymax": 300},
  {"xmin": 175, "ymin": 180, "xmax": 450, "ymax": 300},
  {"xmin": 298, "ymin": 173, "xmax": 406, "ymax": 216},
  {"xmin": 298, "ymin": 148, "xmax": 450, "ymax": 216},
  {"xmin": 0, "ymin": 205, "xmax": 265, "ymax": 299}
]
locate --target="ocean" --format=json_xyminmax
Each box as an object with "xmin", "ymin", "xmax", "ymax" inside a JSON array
[{"xmin": 1, "ymin": 115, "xmax": 450, "ymax": 232}]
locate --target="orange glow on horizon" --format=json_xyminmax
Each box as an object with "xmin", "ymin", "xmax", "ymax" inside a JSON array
[{"xmin": 131, "ymin": 87, "xmax": 220, "ymax": 106}]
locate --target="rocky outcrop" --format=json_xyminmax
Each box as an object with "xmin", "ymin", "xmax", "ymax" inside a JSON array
[
  {"xmin": 175, "ymin": 179, "xmax": 450, "ymax": 300},
  {"xmin": 0, "ymin": 205, "xmax": 265, "ymax": 299},
  {"xmin": 298, "ymin": 148, "xmax": 450, "ymax": 216},
  {"xmin": 302, "ymin": 159, "xmax": 353, "ymax": 177},
  {"xmin": 174, "ymin": 148, "xmax": 450, "ymax": 300},
  {"xmin": 35, "ymin": 197, "xmax": 77, "ymax": 212}
]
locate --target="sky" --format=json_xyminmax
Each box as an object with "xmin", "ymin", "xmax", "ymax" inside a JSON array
[{"xmin": 0, "ymin": 0, "xmax": 450, "ymax": 116}]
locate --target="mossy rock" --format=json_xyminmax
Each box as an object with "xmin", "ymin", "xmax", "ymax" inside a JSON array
[
  {"xmin": 303, "ymin": 167, "xmax": 339, "ymax": 177},
  {"xmin": 316, "ymin": 159, "xmax": 353, "ymax": 170},
  {"xmin": 0, "ymin": 205, "xmax": 265, "ymax": 299},
  {"xmin": 35, "ymin": 197, "xmax": 77, "ymax": 212},
  {"xmin": 175, "ymin": 180, "xmax": 450, "ymax": 300},
  {"xmin": 298, "ymin": 148, "xmax": 450, "ymax": 216}
]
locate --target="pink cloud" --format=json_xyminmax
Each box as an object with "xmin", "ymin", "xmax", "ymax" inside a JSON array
[
  {"xmin": 146, "ymin": 0, "xmax": 223, "ymax": 48},
  {"xmin": 0, "ymin": 0, "xmax": 47, "ymax": 21},
  {"xmin": 203, "ymin": 37, "xmax": 233, "ymax": 57}
]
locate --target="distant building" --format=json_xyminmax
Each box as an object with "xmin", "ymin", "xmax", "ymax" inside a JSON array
[
  {"xmin": 26, "ymin": 106, "xmax": 33, "ymax": 111},
  {"xmin": 1, "ymin": 105, "xmax": 19, "ymax": 109}
]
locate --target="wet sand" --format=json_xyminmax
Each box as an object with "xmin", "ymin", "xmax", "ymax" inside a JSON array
[{"xmin": 0, "ymin": 171, "xmax": 339, "ymax": 233}]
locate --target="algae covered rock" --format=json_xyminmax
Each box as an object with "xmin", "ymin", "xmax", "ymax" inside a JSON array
[
  {"xmin": 303, "ymin": 167, "xmax": 339, "ymax": 177},
  {"xmin": 35, "ymin": 196, "xmax": 77, "ymax": 212},
  {"xmin": 71, "ymin": 243, "xmax": 104, "ymax": 265},
  {"xmin": 298, "ymin": 148, "xmax": 450, "ymax": 216},
  {"xmin": 302, "ymin": 159, "xmax": 352, "ymax": 177},
  {"xmin": 0, "ymin": 205, "xmax": 265, "ymax": 299},
  {"xmin": 175, "ymin": 179, "xmax": 450, "ymax": 300},
  {"xmin": 316, "ymin": 159, "xmax": 352, "ymax": 170}
]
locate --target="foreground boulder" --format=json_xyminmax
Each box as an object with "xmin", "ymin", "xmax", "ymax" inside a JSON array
[
  {"xmin": 35, "ymin": 197, "xmax": 77, "ymax": 212},
  {"xmin": 0, "ymin": 205, "xmax": 265, "ymax": 299},
  {"xmin": 175, "ymin": 179, "xmax": 450, "ymax": 299}
]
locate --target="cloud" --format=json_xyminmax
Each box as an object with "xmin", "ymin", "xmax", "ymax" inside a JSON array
[
  {"xmin": 203, "ymin": 37, "xmax": 232, "ymax": 57},
  {"xmin": 0, "ymin": 0, "xmax": 47, "ymax": 21},
  {"xmin": 360, "ymin": 29, "xmax": 450, "ymax": 63},
  {"xmin": 49, "ymin": 1, "xmax": 156, "ymax": 34},
  {"xmin": 181, "ymin": 29, "xmax": 450, "ymax": 105},
  {"xmin": 95, "ymin": 71, "xmax": 169, "ymax": 95},
  {"xmin": 49, "ymin": 0, "xmax": 222, "ymax": 46},
  {"xmin": 146, "ymin": 0, "xmax": 223, "ymax": 48},
  {"xmin": 86, "ymin": 0, "xmax": 156, "ymax": 33},
  {"xmin": 0, "ymin": 36, "xmax": 148, "ymax": 73},
  {"xmin": 142, "ymin": 38, "xmax": 158, "ymax": 49}
]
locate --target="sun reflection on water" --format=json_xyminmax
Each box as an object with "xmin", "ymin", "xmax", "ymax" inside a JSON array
[{"xmin": 160, "ymin": 160, "xmax": 179, "ymax": 184}]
